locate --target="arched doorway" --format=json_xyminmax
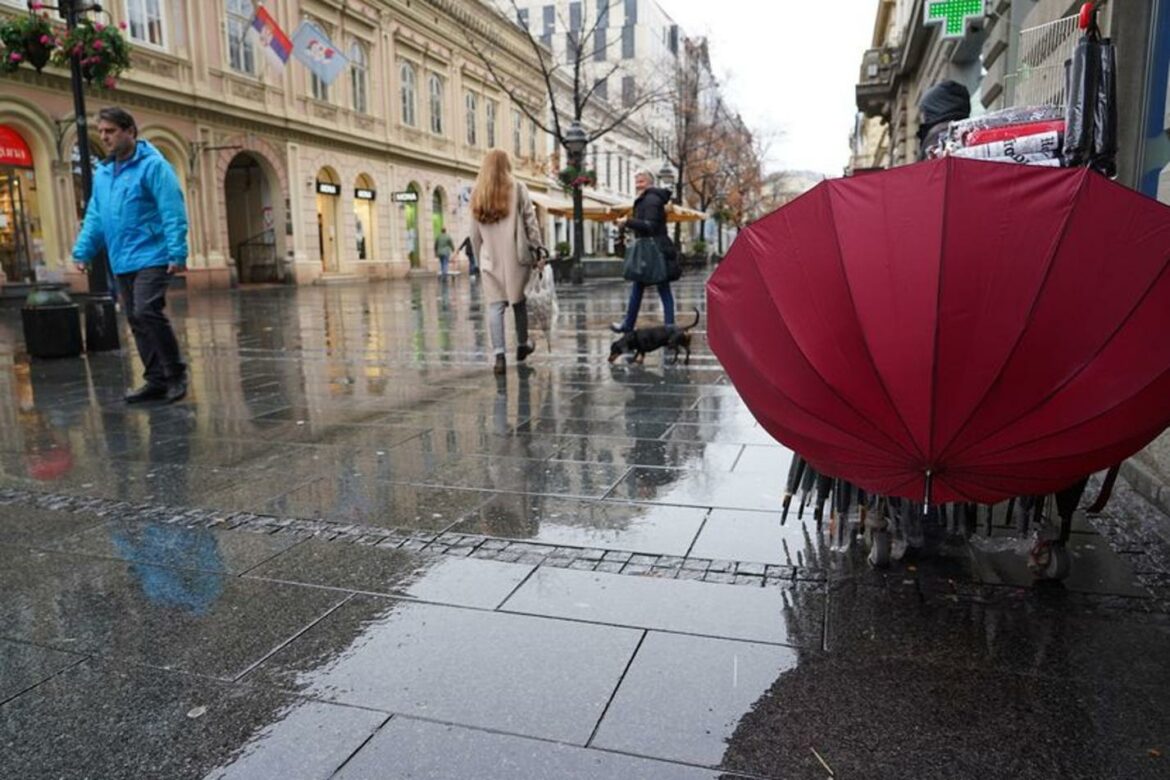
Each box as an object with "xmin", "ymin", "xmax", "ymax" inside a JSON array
[
  {"xmin": 315, "ymin": 166, "xmax": 341, "ymax": 273},
  {"xmin": 404, "ymin": 181, "xmax": 421, "ymax": 268},
  {"xmin": 354, "ymin": 173, "xmax": 376, "ymax": 261},
  {"xmin": 224, "ymin": 151, "xmax": 279, "ymax": 283},
  {"xmin": 0, "ymin": 125, "xmax": 44, "ymax": 284}
]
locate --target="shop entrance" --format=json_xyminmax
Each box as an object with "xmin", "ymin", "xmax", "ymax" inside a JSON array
[{"xmin": 0, "ymin": 125, "xmax": 42, "ymax": 284}]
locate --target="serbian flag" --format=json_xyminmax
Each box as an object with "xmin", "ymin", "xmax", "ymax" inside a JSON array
[
  {"xmin": 291, "ymin": 20, "xmax": 348, "ymax": 86},
  {"xmin": 250, "ymin": 6, "xmax": 292, "ymax": 71}
]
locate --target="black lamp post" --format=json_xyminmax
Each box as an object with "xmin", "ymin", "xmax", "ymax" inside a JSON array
[
  {"xmin": 564, "ymin": 120, "xmax": 587, "ymax": 285},
  {"xmin": 657, "ymin": 161, "xmax": 678, "ymax": 247},
  {"xmin": 47, "ymin": 0, "xmax": 120, "ymax": 351}
]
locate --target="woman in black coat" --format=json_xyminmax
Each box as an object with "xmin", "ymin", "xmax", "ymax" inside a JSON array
[{"xmin": 611, "ymin": 169, "xmax": 676, "ymax": 333}]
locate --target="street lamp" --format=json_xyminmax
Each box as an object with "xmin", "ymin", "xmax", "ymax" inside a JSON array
[
  {"xmin": 563, "ymin": 120, "xmax": 588, "ymax": 285},
  {"xmin": 47, "ymin": 0, "xmax": 120, "ymax": 352}
]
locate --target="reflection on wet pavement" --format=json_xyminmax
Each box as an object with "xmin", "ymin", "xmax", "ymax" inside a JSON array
[{"xmin": 2, "ymin": 277, "xmax": 1169, "ymax": 778}]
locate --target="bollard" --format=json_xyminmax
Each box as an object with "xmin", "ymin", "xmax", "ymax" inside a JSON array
[{"xmin": 21, "ymin": 285, "xmax": 83, "ymax": 359}]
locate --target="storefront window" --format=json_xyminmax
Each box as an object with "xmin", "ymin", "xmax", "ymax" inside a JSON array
[{"xmin": 0, "ymin": 125, "xmax": 43, "ymax": 283}]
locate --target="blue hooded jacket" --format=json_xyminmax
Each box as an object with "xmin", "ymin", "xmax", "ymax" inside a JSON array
[{"xmin": 72, "ymin": 139, "xmax": 188, "ymax": 274}]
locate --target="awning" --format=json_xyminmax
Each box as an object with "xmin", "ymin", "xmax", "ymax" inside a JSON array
[{"xmin": 528, "ymin": 190, "xmax": 575, "ymax": 212}]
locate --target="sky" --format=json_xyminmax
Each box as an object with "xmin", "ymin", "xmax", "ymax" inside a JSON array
[{"xmin": 660, "ymin": 0, "xmax": 877, "ymax": 176}]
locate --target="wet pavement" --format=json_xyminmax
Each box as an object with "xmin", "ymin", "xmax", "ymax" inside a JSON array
[{"xmin": 2, "ymin": 275, "xmax": 1169, "ymax": 779}]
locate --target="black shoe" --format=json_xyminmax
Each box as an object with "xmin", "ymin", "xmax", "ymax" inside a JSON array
[
  {"xmin": 124, "ymin": 384, "xmax": 167, "ymax": 404},
  {"xmin": 165, "ymin": 377, "xmax": 188, "ymax": 404},
  {"xmin": 610, "ymin": 322, "xmax": 630, "ymax": 334},
  {"xmin": 516, "ymin": 343, "xmax": 535, "ymax": 362},
  {"xmin": 493, "ymin": 355, "xmax": 506, "ymax": 376}
]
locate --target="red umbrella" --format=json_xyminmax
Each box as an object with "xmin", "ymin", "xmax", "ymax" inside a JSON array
[{"xmin": 708, "ymin": 157, "xmax": 1170, "ymax": 504}]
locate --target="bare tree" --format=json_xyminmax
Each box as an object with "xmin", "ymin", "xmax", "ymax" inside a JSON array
[{"xmin": 467, "ymin": 0, "xmax": 667, "ymax": 281}]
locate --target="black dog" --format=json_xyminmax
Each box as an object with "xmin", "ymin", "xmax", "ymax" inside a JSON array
[{"xmin": 609, "ymin": 309, "xmax": 700, "ymax": 365}]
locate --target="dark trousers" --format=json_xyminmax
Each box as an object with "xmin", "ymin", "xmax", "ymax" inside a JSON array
[
  {"xmin": 621, "ymin": 281, "xmax": 675, "ymax": 330},
  {"xmin": 118, "ymin": 266, "xmax": 185, "ymax": 387}
]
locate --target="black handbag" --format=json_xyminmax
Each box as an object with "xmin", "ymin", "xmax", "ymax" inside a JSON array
[
  {"xmin": 622, "ymin": 237, "xmax": 668, "ymax": 284},
  {"xmin": 659, "ymin": 235, "xmax": 681, "ymax": 282}
]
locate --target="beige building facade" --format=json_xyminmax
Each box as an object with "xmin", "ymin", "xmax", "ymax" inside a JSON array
[{"xmin": 0, "ymin": 0, "xmax": 554, "ymax": 295}]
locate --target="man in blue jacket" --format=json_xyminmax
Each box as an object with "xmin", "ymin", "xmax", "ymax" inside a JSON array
[{"xmin": 73, "ymin": 107, "xmax": 189, "ymax": 403}]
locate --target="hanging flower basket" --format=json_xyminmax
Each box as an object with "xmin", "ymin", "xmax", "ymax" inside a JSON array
[
  {"xmin": 0, "ymin": 11, "xmax": 58, "ymax": 74},
  {"xmin": 557, "ymin": 165, "xmax": 597, "ymax": 195},
  {"xmin": 53, "ymin": 18, "xmax": 132, "ymax": 89}
]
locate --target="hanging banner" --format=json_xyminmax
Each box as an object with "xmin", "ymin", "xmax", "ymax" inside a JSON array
[
  {"xmin": 250, "ymin": 5, "xmax": 293, "ymax": 72},
  {"xmin": 291, "ymin": 20, "xmax": 348, "ymax": 86}
]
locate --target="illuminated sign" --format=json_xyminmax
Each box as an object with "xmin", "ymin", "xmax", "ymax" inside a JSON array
[{"xmin": 316, "ymin": 181, "xmax": 340, "ymax": 195}]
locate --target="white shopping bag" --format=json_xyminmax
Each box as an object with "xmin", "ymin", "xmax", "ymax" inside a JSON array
[{"xmin": 524, "ymin": 264, "xmax": 559, "ymax": 350}]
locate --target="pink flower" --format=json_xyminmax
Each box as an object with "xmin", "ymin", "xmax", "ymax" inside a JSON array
[
  {"xmin": 30, "ymin": 1, "xmax": 44, "ymax": 8},
  {"xmin": 73, "ymin": 45, "xmax": 82, "ymax": 56},
  {"xmin": 9, "ymin": 52, "xmax": 22, "ymax": 62},
  {"xmin": 94, "ymin": 22, "xmax": 105, "ymax": 32},
  {"xmin": 103, "ymin": 76, "xmax": 116, "ymax": 89},
  {"xmin": 92, "ymin": 40, "xmax": 104, "ymax": 51},
  {"xmin": 118, "ymin": 21, "xmax": 127, "ymax": 30},
  {"xmin": 39, "ymin": 35, "xmax": 51, "ymax": 45}
]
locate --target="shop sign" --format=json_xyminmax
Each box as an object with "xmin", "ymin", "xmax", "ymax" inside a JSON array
[
  {"xmin": 924, "ymin": 0, "xmax": 986, "ymax": 38},
  {"xmin": 355, "ymin": 188, "xmax": 376, "ymax": 200},
  {"xmin": 391, "ymin": 191, "xmax": 419, "ymax": 203},
  {"xmin": 316, "ymin": 181, "xmax": 340, "ymax": 195},
  {"xmin": 0, "ymin": 125, "xmax": 34, "ymax": 169}
]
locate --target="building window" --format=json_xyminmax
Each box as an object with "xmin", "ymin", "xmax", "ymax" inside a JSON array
[
  {"xmin": 621, "ymin": 25, "xmax": 634, "ymax": 59},
  {"xmin": 594, "ymin": 77, "xmax": 607, "ymax": 101},
  {"xmin": 400, "ymin": 62, "xmax": 417, "ymax": 126},
  {"xmin": 597, "ymin": 0, "xmax": 609, "ymax": 26},
  {"xmin": 465, "ymin": 91, "xmax": 478, "ymax": 146},
  {"xmin": 311, "ymin": 71, "xmax": 329, "ymax": 102},
  {"xmin": 621, "ymin": 75, "xmax": 635, "ymax": 107},
  {"xmin": 570, "ymin": 2, "xmax": 582, "ymax": 30},
  {"xmin": 605, "ymin": 151, "xmax": 611, "ymax": 188},
  {"xmin": 226, "ymin": 0, "xmax": 255, "ymax": 75},
  {"xmin": 350, "ymin": 42, "xmax": 368, "ymax": 113},
  {"xmin": 512, "ymin": 109, "xmax": 522, "ymax": 157},
  {"xmin": 429, "ymin": 74, "xmax": 444, "ymax": 134},
  {"xmin": 594, "ymin": 28, "xmax": 607, "ymax": 61},
  {"xmin": 125, "ymin": 0, "xmax": 165, "ymax": 48},
  {"xmin": 541, "ymin": 5, "xmax": 555, "ymax": 48},
  {"xmin": 486, "ymin": 100, "xmax": 497, "ymax": 148},
  {"xmin": 517, "ymin": 8, "xmax": 529, "ymax": 29},
  {"xmin": 624, "ymin": 0, "xmax": 637, "ymax": 24},
  {"xmin": 529, "ymin": 118, "xmax": 537, "ymax": 159}
]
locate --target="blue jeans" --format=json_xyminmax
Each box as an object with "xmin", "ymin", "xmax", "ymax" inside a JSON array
[
  {"xmin": 439, "ymin": 253, "xmax": 450, "ymax": 275},
  {"xmin": 620, "ymin": 281, "xmax": 675, "ymax": 330}
]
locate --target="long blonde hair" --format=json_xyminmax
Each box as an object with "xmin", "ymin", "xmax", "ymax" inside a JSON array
[{"xmin": 471, "ymin": 149, "xmax": 514, "ymax": 224}]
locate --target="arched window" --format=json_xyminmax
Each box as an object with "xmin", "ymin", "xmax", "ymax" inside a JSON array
[
  {"xmin": 350, "ymin": 42, "xmax": 368, "ymax": 114},
  {"xmin": 400, "ymin": 62, "xmax": 417, "ymax": 126},
  {"xmin": 428, "ymin": 74, "xmax": 444, "ymax": 135},
  {"xmin": 465, "ymin": 91, "xmax": 478, "ymax": 146}
]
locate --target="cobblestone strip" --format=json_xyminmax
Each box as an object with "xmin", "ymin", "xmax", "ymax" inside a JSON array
[{"xmin": 0, "ymin": 487, "xmax": 817, "ymax": 588}]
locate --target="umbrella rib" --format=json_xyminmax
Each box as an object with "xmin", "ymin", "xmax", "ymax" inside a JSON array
[
  {"xmin": 934, "ymin": 168, "xmax": 1092, "ymax": 465},
  {"xmin": 966, "ymin": 358, "xmax": 1170, "ymax": 465},
  {"xmin": 951, "ymin": 208, "xmax": 1170, "ymax": 464},
  {"xmin": 927, "ymin": 159, "xmax": 952, "ymax": 472},
  {"xmin": 740, "ymin": 220, "xmax": 917, "ymax": 462},
  {"xmin": 824, "ymin": 183, "xmax": 926, "ymax": 464}
]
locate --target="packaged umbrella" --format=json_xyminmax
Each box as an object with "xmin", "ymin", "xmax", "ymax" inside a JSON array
[{"xmin": 1092, "ymin": 37, "xmax": 1118, "ymax": 176}]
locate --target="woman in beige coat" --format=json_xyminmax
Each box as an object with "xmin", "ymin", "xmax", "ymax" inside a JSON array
[{"xmin": 470, "ymin": 149, "xmax": 547, "ymax": 375}]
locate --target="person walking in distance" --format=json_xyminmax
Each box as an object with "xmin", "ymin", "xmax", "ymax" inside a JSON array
[
  {"xmin": 73, "ymin": 107, "xmax": 189, "ymax": 404},
  {"xmin": 612, "ymin": 169, "xmax": 675, "ymax": 333},
  {"xmin": 470, "ymin": 149, "xmax": 546, "ymax": 375},
  {"xmin": 458, "ymin": 234, "xmax": 479, "ymax": 276},
  {"xmin": 434, "ymin": 227, "xmax": 455, "ymax": 277}
]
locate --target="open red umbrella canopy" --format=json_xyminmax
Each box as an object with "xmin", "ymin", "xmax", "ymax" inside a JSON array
[{"xmin": 708, "ymin": 157, "xmax": 1170, "ymax": 504}]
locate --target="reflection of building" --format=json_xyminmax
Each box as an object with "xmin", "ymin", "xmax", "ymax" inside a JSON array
[{"xmin": 0, "ymin": 0, "xmax": 555, "ymax": 295}]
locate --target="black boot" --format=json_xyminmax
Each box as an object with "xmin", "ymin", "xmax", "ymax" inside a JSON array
[{"xmin": 124, "ymin": 384, "xmax": 167, "ymax": 404}]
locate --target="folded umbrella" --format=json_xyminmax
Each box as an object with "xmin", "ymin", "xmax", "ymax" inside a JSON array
[{"xmin": 707, "ymin": 157, "xmax": 1170, "ymax": 505}]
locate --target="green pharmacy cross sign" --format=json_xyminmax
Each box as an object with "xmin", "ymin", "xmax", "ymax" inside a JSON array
[{"xmin": 925, "ymin": 0, "xmax": 985, "ymax": 37}]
